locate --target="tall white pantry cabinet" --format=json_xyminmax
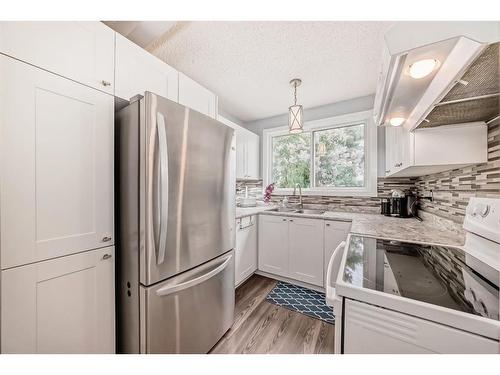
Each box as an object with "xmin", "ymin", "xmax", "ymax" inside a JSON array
[{"xmin": 0, "ymin": 22, "xmax": 115, "ymax": 353}]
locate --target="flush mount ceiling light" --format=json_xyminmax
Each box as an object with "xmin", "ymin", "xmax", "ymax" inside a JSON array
[
  {"xmin": 288, "ymin": 78, "xmax": 303, "ymax": 134},
  {"xmin": 389, "ymin": 117, "xmax": 405, "ymax": 127},
  {"xmin": 409, "ymin": 59, "xmax": 439, "ymax": 79}
]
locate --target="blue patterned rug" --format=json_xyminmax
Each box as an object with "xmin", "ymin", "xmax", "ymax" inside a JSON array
[{"xmin": 265, "ymin": 281, "xmax": 335, "ymax": 324}]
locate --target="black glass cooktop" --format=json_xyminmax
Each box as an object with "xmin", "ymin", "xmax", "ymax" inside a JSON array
[{"xmin": 343, "ymin": 235, "xmax": 500, "ymax": 321}]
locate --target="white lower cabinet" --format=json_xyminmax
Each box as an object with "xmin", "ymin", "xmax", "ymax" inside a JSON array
[
  {"xmin": 1, "ymin": 247, "xmax": 115, "ymax": 354},
  {"xmin": 258, "ymin": 215, "xmax": 331, "ymax": 288},
  {"xmin": 258, "ymin": 215, "xmax": 289, "ymax": 278},
  {"xmin": 235, "ymin": 216, "xmax": 258, "ymax": 286},
  {"xmin": 0, "ymin": 54, "xmax": 114, "ymax": 269},
  {"xmin": 343, "ymin": 299, "xmax": 499, "ymax": 354},
  {"xmin": 323, "ymin": 221, "xmax": 351, "ymax": 285},
  {"xmin": 289, "ymin": 218, "xmax": 324, "ymax": 286}
]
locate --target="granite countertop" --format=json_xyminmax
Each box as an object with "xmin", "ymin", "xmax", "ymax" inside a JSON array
[
  {"xmin": 236, "ymin": 204, "xmax": 465, "ymax": 247},
  {"xmin": 235, "ymin": 203, "xmax": 278, "ymax": 219}
]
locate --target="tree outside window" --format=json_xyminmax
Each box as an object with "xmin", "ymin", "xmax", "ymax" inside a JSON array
[
  {"xmin": 272, "ymin": 133, "xmax": 311, "ymax": 188},
  {"xmin": 270, "ymin": 123, "xmax": 365, "ymax": 189}
]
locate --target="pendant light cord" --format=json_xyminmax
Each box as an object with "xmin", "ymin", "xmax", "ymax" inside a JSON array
[{"xmin": 293, "ymin": 82, "xmax": 297, "ymax": 106}]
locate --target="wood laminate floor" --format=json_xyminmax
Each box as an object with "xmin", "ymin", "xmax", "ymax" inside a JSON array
[{"xmin": 210, "ymin": 275, "xmax": 335, "ymax": 354}]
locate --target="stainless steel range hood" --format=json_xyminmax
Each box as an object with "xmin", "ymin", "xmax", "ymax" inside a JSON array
[
  {"xmin": 374, "ymin": 22, "xmax": 500, "ymax": 131},
  {"xmin": 419, "ymin": 42, "xmax": 499, "ymax": 129}
]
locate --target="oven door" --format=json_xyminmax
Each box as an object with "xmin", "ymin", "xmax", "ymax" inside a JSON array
[{"xmin": 140, "ymin": 251, "xmax": 234, "ymax": 353}]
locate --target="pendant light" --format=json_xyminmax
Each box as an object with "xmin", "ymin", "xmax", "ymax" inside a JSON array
[{"xmin": 288, "ymin": 78, "xmax": 303, "ymax": 134}]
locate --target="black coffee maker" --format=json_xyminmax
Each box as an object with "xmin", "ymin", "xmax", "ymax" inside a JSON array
[{"xmin": 381, "ymin": 190, "xmax": 418, "ymax": 218}]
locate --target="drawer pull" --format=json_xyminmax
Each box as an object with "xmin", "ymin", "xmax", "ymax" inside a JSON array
[
  {"xmin": 102, "ymin": 254, "xmax": 112, "ymax": 260},
  {"xmin": 102, "ymin": 236, "xmax": 112, "ymax": 242},
  {"xmin": 101, "ymin": 80, "xmax": 112, "ymax": 87}
]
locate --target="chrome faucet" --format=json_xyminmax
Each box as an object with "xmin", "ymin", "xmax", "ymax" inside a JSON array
[{"xmin": 293, "ymin": 183, "xmax": 303, "ymax": 209}]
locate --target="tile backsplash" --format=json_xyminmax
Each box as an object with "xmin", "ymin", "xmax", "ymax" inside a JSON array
[{"xmin": 236, "ymin": 122, "xmax": 499, "ymax": 222}]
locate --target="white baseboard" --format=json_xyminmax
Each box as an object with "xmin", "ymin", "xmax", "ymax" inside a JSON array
[{"xmin": 255, "ymin": 270, "xmax": 326, "ymax": 293}]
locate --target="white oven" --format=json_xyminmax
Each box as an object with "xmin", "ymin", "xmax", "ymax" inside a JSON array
[{"xmin": 327, "ymin": 197, "xmax": 500, "ymax": 354}]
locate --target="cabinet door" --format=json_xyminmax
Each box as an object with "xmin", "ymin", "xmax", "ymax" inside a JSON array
[
  {"xmin": 245, "ymin": 131, "xmax": 260, "ymax": 179},
  {"xmin": 288, "ymin": 217, "xmax": 324, "ymax": 287},
  {"xmin": 115, "ymin": 33, "xmax": 178, "ymax": 102},
  {"xmin": 0, "ymin": 55, "xmax": 114, "ymax": 269},
  {"xmin": 0, "ymin": 21, "xmax": 115, "ymax": 94},
  {"xmin": 178, "ymin": 72, "xmax": 217, "ymax": 118},
  {"xmin": 235, "ymin": 129, "xmax": 247, "ymax": 179},
  {"xmin": 1, "ymin": 247, "xmax": 115, "ymax": 354},
  {"xmin": 385, "ymin": 126, "xmax": 396, "ymax": 176},
  {"xmin": 258, "ymin": 215, "xmax": 289, "ymax": 277},
  {"xmin": 235, "ymin": 216, "xmax": 258, "ymax": 286},
  {"xmin": 324, "ymin": 221, "xmax": 351, "ymax": 285},
  {"xmin": 343, "ymin": 299, "xmax": 499, "ymax": 354}
]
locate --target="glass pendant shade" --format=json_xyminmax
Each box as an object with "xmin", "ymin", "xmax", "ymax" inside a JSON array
[{"xmin": 288, "ymin": 104, "xmax": 303, "ymax": 134}]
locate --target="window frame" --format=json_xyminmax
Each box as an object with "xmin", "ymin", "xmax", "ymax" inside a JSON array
[{"xmin": 262, "ymin": 110, "xmax": 377, "ymax": 197}]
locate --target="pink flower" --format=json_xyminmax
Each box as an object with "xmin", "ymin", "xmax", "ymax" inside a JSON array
[{"xmin": 263, "ymin": 183, "xmax": 275, "ymax": 203}]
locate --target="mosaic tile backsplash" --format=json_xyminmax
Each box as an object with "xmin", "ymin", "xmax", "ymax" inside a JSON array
[{"xmin": 236, "ymin": 122, "xmax": 499, "ymax": 223}]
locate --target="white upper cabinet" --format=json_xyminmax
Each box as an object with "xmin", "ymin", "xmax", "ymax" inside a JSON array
[
  {"xmin": 384, "ymin": 122, "xmax": 487, "ymax": 177},
  {"xmin": 114, "ymin": 33, "xmax": 178, "ymax": 102},
  {"xmin": 0, "ymin": 21, "xmax": 115, "ymax": 95},
  {"xmin": 0, "ymin": 55, "xmax": 114, "ymax": 269},
  {"xmin": 178, "ymin": 72, "xmax": 217, "ymax": 118},
  {"xmin": 1, "ymin": 246, "xmax": 115, "ymax": 353},
  {"xmin": 218, "ymin": 115, "xmax": 260, "ymax": 179},
  {"xmin": 238, "ymin": 130, "xmax": 260, "ymax": 179}
]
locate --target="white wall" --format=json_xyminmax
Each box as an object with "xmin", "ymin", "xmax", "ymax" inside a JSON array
[
  {"xmin": 230, "ymin": 94, "xmax": 382, "ymax": 177},
  {"xmin": 243, "ymin": 94, "xmax": 375, "ymax": 137}
]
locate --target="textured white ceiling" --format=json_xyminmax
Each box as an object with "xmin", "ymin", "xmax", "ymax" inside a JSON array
[
  {"xmin": 103, "ymin": 21, "xmax": 177, "ymax": 49},
  {"xmin": 112, "ymin": 21, "xmax": 394, "ymax": 122}
]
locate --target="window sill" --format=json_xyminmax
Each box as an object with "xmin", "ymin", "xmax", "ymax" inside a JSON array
[{"xmin": 272, "ymin": 188, "xmax": 377, "ymax": 198}]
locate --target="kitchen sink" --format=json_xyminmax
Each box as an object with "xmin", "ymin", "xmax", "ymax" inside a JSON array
[
  {"xmin": 269, "ymin": 207, "xmax": 298, "ymax": 212},
  {"xmin": 294, "ymin": 209, "xmax": 325, "ymax": 215},
  {"xmin": 269, "ymin": 207, "xmax": 325, "ymax": 215}
]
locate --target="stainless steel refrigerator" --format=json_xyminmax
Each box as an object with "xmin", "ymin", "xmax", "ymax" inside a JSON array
[{"xmin": 115, "ymin": 92, "xmax": 235, "ymax": 354}]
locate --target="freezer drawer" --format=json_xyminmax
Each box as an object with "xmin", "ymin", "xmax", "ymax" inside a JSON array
[{"xmin": 141, "ymin": 251, "xmax": 235, "ymax": 353}]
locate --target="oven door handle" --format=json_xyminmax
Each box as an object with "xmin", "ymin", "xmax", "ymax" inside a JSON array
[{"xmin": 326, "ymin": 241, "xmax": 346, "ymax": 307}]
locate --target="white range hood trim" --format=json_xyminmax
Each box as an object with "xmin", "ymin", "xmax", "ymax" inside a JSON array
[
  {"xmin": 404, "ymin": 37, "xmax": 486, "ymax": 131},
  {"xmin": 384, "ymin": 21, "xmax": 500, "ymax": 56}
]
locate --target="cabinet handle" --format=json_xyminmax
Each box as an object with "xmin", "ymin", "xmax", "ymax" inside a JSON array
[
  {"xmin": 326, "ymin": 223, "xmax": 330, "ymax": 226},
  {"xmin": 102, "ymin": 236, "xmax": 112, "ymax": 242},
  {"xmin": 101, "ymin": 80, "xmax": 111, "ymax": 87},
  {"xmin": 385, "ymin": 170, "xmax": 391, "ymax": 174},
  {"xmin": 289, "ymin": 219, "xmax": 294, "ymax": 222},
  {"xmin": 282, "ymin": 218, "xmax": 287, "ymax": 221},
  {"xmin": 102, "ymin": 253, "xmax": 112, "ymax": 260},
  {"xmin": 394, "ymin": 162, "xmax": 402, "ymax": 167}
]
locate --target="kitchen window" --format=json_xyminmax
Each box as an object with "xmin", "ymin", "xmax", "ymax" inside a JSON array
[{"xmin": 263, "ymin": 111, "xmax": 377, "ymax": 196}]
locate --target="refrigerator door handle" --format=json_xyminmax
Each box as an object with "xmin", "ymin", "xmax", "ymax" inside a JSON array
[
  {"xmin": 155, "ymin": 253, "xmax": 233, "ymax": 297},
  {"xmin": 156, "ymin": 112, "xmax": 168, "ymax": 265}
]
